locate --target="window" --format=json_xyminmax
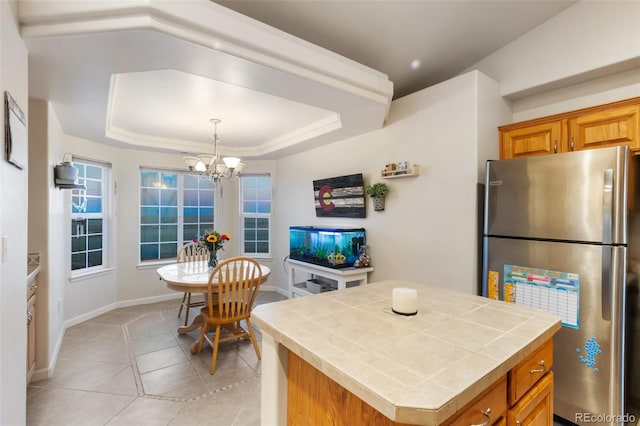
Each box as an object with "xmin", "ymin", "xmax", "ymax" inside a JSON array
[
  {"xmin": 240, "ymin": 175, "xmax": 271, "ymax": 257},
  {"xmin": 139, "ymin": 169, "xmax": 215, "ymax": 262},
  {"xmin": 71, "ymin": 161, "xmax": 109, "ymax": 272}
]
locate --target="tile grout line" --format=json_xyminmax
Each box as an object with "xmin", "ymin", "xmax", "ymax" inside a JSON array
[
  {"xmin": 121, "ymin": 320, "xmax": 146, "ymax": 398},
  {"xmin": 122, "ymin": 307, "xmax": 262, "ymax": 403}
]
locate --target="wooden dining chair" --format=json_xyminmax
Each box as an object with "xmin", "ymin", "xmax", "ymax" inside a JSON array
[
  {"xmin": 176, "ymin": 242, "xmax": 209, "ymax": 326},
  {"xmin": 194, "ymin": 256, "xmax": 263, "ymax": 375}
]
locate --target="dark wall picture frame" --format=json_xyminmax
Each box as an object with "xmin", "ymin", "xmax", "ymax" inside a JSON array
[
  {"xmin": 313, "ymin": 173, "xmax": 366, "ymax": 218},
  {"xmin": 5, "ymin": 91, "xmax": 27, "ymax": 170}
]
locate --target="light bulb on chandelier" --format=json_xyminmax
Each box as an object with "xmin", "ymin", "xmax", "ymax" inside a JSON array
[{"xmin": 184, "ymin": 118, "xmax": 245, "ymax": 182}]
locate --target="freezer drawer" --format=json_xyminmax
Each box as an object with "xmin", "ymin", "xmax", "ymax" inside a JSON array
[
  {"xmin": 484, "ymin": 146, "xmax": 629, "ymax": 244},
  {"xmin": 482, "ymin": 237, "xmax": 627, "ymax": 425}
]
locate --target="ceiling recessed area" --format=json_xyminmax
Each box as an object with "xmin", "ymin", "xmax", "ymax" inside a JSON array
[
  {"xmin": 20, "ymin": 0, "xmax": 393, "ymax": 159},
  {"xmin": 19, "ymin": 0, "xmax": 578, "ymax": 159},
  {"xmin": 106, "ymin": 69, "xmax": 338, "ymax": 157}
]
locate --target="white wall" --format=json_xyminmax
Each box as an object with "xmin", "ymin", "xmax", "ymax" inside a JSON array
[
  {"xmin": 468, "ymin": 0, "xmax": 640, "ymax": 121},
  {"xmin": 470, "ymin": 1, "xmax": 640, "ymax": 100},
  {"xmin": 47, "ymin": 103, "xmax": 70, "ymax": 371},
  {"xmin": 270, "ymin": 71, "xmax": 509, "ymax": 295},
  {"xmin": 28, "ymin": 99, "xmax": 48, "ymax": 377},
  {"xmin": 0, "ymin": 1, "xmax": 29, "ymax": 424},
  {"xmin": 28, "ymin": 99, "xmax": 69, "ymax": 382}
]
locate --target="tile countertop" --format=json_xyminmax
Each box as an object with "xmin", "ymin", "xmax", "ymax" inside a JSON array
[{"xmin": 252, "ymin": 280, "xmax": 561, "ymax": 425}]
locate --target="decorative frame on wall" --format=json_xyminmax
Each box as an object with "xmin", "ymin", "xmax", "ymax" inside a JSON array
[
  {"xmin": 313, "ymin": 173, "xmax": 366, "ymax": 218},
  {"xmin": 4, "ymin": 91, "xmax": 27, "ymax": 170}
]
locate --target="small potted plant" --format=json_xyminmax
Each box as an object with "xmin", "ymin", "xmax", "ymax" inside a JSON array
[{"xmin": 365, "ymin": 182, "xmax": 389, "ymax": 211}]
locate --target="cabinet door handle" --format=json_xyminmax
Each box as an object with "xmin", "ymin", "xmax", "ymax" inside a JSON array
[
  {"xmin": 470, "ymin": 408, "xmax": 491, "ymax": 426},
  {"xmin": 553, "ymin": 140, "xmax": 558, "ymax": 153},
  {"xmin": 530, "ymin": 359, "xmax": 546, "ymax": 374},
  {"xmin": 570, "ymin": 137, "xmax": 575, "ymax": 151},
  {"xmin": 27, "ymin": 311, "xmax": 33, "ymax": 327}
]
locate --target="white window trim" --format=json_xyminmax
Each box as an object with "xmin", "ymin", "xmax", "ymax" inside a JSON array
[
  {"xmin": 70, "ymin": 160, "xmax": 111, "ymax": 277},
  {"xmin": 138, "ymin": 168, "xmax": 217, "ymax": 263},
  {"xmin": 241, "ymin": 212, "xmax": 272, "ymax": 259},
  {"xmin": 69, "ymin": 267, "xmax": 115, "ymax": 283},
  {"xmin": 135, "ymin": 259, "xmax": 176, "ymax": 269},
  {"xmin": 240, "ymin": 174, "xmax": 272, "ymax": 258}
]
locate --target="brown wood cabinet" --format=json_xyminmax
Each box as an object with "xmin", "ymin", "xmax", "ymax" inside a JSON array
[
  {"xmin": 508, "ymin": 339, "xmax": 553, "ymax": 405},
  {"xmin": 445, "ymin": 340, "xmax": 553, "ymax": 426},
  {"xmin": 287, "ymin": 338, "xmax": 554, "ymax": 425},
  {"xmin": 506, "ymin": 339, "xmax": 553, "ymax": 426},
  {"xmin": 287, "ymin": 350, "xmax": 413, "ymax": 426},
  {"xmin": 500, "ymin": 98, "xmax": 640, "ymax": 159},
  {"xmin": 442, "ymin": 376, "xmax": 507, "ymax": 426},
  {"xmin": 500, "ymin": 121, "xmax": 562, "ymax": 159},
  {"xmin": 507, "ymin": 372, "xmax": 554, "ymax": 426},
  {"xmin": 27, "ymin": 274, "xmax": 38, "ymax": 383}
]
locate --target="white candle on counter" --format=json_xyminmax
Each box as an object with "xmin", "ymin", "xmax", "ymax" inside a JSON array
[{"xmin": 392, "ymin": 287, "xmax": 418, "ymax": 316}]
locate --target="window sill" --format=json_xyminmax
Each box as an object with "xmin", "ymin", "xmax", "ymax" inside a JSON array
[
  {"xmin": 69, "ymin": 267, "xmax": 115, "ymax": 283},
  {"xmin": 243, "ymin": 254, "xmax": 273, "ymax": 260},
  {"xmin": 136, "ymin": 259, "xmax": 176, "ymax": 270}
]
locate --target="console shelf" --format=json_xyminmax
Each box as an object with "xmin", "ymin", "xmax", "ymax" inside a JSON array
[{"xmin": 286, "ymin": 258, "xmax": 373, "ymax": 298}]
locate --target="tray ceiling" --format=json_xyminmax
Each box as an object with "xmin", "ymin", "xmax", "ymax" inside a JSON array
[{"xmin": 20, "ymin": 0, "xmax": 393, "ymax": 159}]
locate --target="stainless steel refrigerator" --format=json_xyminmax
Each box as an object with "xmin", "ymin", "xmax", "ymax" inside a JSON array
[{"xmin": 482, "ymin": 146, "xmax": 640, "ymax": 425}]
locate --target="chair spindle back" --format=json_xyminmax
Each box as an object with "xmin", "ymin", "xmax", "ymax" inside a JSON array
[
  {"xmin": 207, "ymin": 257, "xmax": 263, "ymax": 320},
  {"xmin": 177, "ymin": 242, "xmax": 209, "ymax": 263}
]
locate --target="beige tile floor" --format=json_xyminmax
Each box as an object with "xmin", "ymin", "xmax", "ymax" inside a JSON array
[
  {"xmin": 25, "ymin": 289, "xmax": 590, "ymax": 426},
  {"xmin": 27, "ymin": 291, "xmax": 287, "ymax": 426}
]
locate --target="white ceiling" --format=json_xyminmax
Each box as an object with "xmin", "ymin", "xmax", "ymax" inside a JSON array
[
  {"xmin": 20, "ymin": 0, "xmax": 577, "ymax": 160},
  {"xmin": 216, "ymin": 0, "xmax": 577, "ymax": 99}
]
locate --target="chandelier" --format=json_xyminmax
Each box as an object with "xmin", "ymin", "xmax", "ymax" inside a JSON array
[{"xmin": 183, "ymin": 119, "xmax": 245, "ymax": 182}]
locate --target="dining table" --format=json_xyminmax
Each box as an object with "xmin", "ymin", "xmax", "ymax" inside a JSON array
[{"xmin": 156, "ymin": 259, "xmax": 271, "ymax": 352}]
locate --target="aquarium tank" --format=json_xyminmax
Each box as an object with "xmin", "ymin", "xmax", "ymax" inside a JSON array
[{"xmin": 289, "ymin": 226, "xmax": 366, "ymax": 268}]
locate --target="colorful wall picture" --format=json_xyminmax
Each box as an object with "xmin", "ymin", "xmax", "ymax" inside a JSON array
[{"xmin": 313, "ymin": 173, "xmax": 365, "ymax": 218}]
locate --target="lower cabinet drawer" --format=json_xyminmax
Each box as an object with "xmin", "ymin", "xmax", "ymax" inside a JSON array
[
  {"xmin": 508, "ymin": 339, "xmax": 553, "ymax": 405},
  {"xmin": 508, "ymin": 371, "xmax": 554, "ymax": 425},
  {"xmin": 444, "ymin": 376, "xmax": 507, "ymax": 426}
]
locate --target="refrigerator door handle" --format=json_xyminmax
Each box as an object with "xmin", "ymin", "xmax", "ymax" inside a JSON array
[
  {"xmin": 602, "ymin": 168, "xmax": 614, "ymax": 244},
  {"xmin": 600, "ymin": 170, "xmax": 616, "ymax": 321},
  {"xmin": 601, "ymin": 246, "xmax": 612, "ymax": 321}
]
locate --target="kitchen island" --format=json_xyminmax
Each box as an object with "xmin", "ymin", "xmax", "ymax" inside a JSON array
[{"xmin": 252, "ymin": 280, "xmax": 561, "ymax": 425}]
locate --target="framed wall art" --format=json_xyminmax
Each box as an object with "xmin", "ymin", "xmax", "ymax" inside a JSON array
[
  {"xmin": 5, "ymin": 91, "xmax": 27, "ymax": 170},
  {"xmin": 313, "ymin": 173, "xmax": 365, "ymax": 218}
]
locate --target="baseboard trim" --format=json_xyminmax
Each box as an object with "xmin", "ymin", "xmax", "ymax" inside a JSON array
[
  {"xmin": 63, "ymin": 293, "xmax": 185, "ymax": 329},
  {"xmin": 260, "ymin": 285, "xmax": 289, "ymax": 298}
]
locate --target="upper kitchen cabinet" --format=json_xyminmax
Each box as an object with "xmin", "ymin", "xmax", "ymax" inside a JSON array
[
  {"xmin": 500, "ymin": 121, "xmax": 563, "ymax": 159},
  {"xmin": 499, "ymin": 97, "xmax": 640, "ymax": 159},
  {"xmin": 568, "ymin": 104, "xmax": 639, "ymax": 152}
]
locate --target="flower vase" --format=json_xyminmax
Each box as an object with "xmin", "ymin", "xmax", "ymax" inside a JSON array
[{"xmin": 208, "ymin": 251, "xmax": 218, "ymax": 270}]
